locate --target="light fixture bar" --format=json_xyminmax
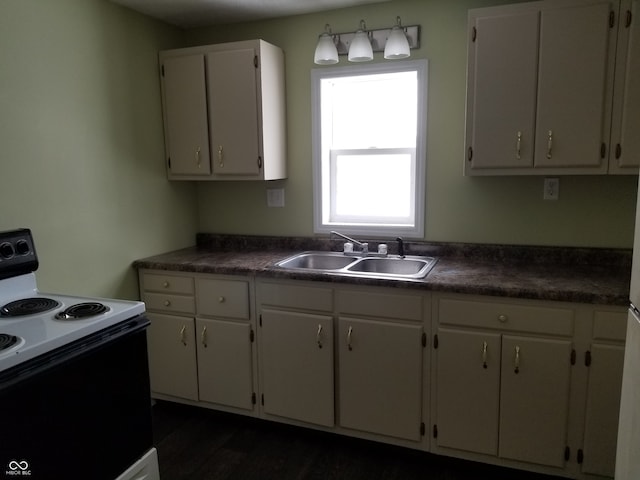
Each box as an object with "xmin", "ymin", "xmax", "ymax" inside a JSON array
[{"xmin": 333, "ymin": 25, "xmax": 420, "ymax": 56}]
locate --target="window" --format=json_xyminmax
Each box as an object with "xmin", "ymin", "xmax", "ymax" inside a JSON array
[{"xmin": 311, "ymin": 60, "xmax": 427, "ymax": 238}]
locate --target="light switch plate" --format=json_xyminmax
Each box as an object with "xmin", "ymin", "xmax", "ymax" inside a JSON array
[{"xmin": 267, "ymin": 188, "xmax": 285, "ymax": 207}]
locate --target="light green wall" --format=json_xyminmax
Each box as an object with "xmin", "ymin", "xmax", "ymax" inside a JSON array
[
  {"xmin": 2, "ymin": 0, "xmax": 630, "ymax": 303},
  {"xmin": 186, "ymin": 0, "xmax": 638, "ymax": 248},
  {"xmin": 0, "ymin": 0, "xmax": 197, "ymax": 299}
]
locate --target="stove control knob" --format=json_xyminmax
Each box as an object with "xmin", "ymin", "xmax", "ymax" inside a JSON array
[
  {"xmin": 15, "ymin": 240, "xmax": 30, "ymax": 255},
  {"xmin": 0, "ymin": 242, "xmax": 14, "ymax": 259}
]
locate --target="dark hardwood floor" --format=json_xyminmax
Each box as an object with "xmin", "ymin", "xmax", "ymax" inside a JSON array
[{"xmin": 151, "ymin": 400, "xmax": 565, "ymax": 480}]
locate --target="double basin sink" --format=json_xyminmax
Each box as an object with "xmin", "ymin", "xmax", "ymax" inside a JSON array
[{"xmin": 275, "ymin": 251, "xmax": 437, "ymax": 280}]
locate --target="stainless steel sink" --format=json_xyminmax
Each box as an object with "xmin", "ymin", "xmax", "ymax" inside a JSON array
[
  {"xmin": 346, "ymin": 257, "xmax": 432, "ymax": 277},
  {"xmin": 274, "ymin": 251, "xmax": 437, "ymax": 279},
  {"xmin": 275, "ymin": 252, "xmax": 358, "ymax": 270}
]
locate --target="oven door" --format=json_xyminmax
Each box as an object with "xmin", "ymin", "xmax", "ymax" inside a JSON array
[{"xmin": 0, "ymin": 316, "xmax": 154, "ymax": 480}]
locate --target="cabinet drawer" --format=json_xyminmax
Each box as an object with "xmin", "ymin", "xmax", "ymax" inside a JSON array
[
  {"xmin": 592, "ymin": 310, "xmax": 627, "ymax": 342},
  {"xmin": 439, "ymin": 297, "xmax": 573, "ymax": 336},
  {"xmin": 196, "ymin": 278, "xmax": 249, "ymax": 319},
  {"xmin": 143, "ymin": 292, "xmax": 196, "ymax": 315},
  {"xmin": 258, "ymin": 282, "xmax": 333, "ymax": 312},
  {"xmin": 337, "ymin": 290, "xmax": 423, "ymax": 322},
  {"xmin": 142, "ymin": 272, "xmax": 194, "ymax": 295}
]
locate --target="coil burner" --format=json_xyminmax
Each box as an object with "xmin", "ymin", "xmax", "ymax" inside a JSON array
[
  {"xmin": 0, "ymin": 298, "xmax": 61, "ymax": 317},
  {"xmin": 0, "ymin": 333, "xmax": 21, "ymax": 352},
  {"xmin": 55, "ymin": 302, "xmax": 110, "ymax": 320}
]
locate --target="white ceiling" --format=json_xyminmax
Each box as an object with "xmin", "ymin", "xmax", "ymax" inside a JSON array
[{"xmin": 111, "ymin": 0, "xmax": 391, "ymax": 28}]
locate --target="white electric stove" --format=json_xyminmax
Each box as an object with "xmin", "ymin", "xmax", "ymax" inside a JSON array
[{"xmin": 0, "ymin": 228, "xmax": 159, "ymax": 480}]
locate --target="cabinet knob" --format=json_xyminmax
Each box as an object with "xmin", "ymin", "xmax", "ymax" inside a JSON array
[
  {"xmin": 218, "ymin": 296, "xmax": 225, "ymax": 303},
  {"xmin": 164, "ymin": 299, "xmax": 171, "ymax": 307},
  {"xmin": 498, "ymin": 314, "xmax": 508, "ymax": 323},
  {"xmin": 196, "ymin": 146, "xmax": 202, "ymax": 168},
  {"xmin": 546, "ymin": 130, "xmax": 553, "ymax": 159},
  {"xmin": 516, "ymin": 131, "xmax": 522, "ymax": 160},
  {"xmin": 163, "ymin": 281, "xmax": 170, "ymax": 288}
]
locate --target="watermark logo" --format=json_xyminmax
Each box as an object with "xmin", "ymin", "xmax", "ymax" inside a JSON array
[{"xmin": 5, "ymin": 460, "xmax": 30, "ymax": 476}]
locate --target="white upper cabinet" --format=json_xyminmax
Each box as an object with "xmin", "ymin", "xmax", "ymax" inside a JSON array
[
  {"xmin": 465, "ymin": 0, "xmax": 631, "ymax": 175},
  {"xmin": 159, "ymin": 40, "xmax": 287, "ymax": 181},
  {"xmin": 534, "ymin": 1, "xmax": 612, "ymax": 170},
  {"xmin": 610, "ymin": 0, "xmax": 640, "ymax": 172},
  {"xmin": 207, "ymin": 48, "xmax": 261, "ymax": 176},
  {"xmin": 161, "ymin": 54, "xmax": 211, "ymax": 176},
  {"xmin": 466, "ymin": 5, "xmax": 540, "ymax": 170}
]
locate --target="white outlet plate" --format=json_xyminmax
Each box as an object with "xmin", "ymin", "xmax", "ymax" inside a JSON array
[
  {"xmin": 267, "ymin": 188, "xmax": 285, "ymax": 207},
  {"xmin": 543, "ymin": 178, "xmax": 559, "ymax": 201}
]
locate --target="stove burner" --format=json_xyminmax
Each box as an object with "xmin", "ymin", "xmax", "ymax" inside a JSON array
[
  {"xmin": 0, "ymin": 297, "xmax": 61, "ymax": 317},
  {"xmin": 55, "ymin": 302, "xmax": 109, "ymax": 320},
  {"xmin": 0, "ymin": 333, "xmax": 20, "ymax": 351}
]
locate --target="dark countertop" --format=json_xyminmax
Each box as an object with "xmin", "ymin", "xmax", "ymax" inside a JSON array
[{"xmin": 133, "ymin": 235, "xmax": 632, "ymax": 306}]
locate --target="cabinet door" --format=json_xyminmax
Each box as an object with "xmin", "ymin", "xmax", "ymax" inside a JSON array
[
  {"xmin": 499, "ymin": 335, "xmax": 572, "ymax": 467},
  {"xmin": 338, "ymin": 317, "xmax": 423, "ymax": 441},
  {"xmin": 207, "ymin": 48, "xmax": 261, "ymax": 176},
  {"xmin": 582, "ymin": 343, "xmax": 625, "ymax": 477},
  {"xmin": 146, "ymin": 313, "xmax": 198, "ymax": 401},
  {"xmin": 161, "ymin": 54, "xmax": 211, "ymax": 176},
  {"xmin": 534, "ymin": 2, "xmax": 612, "ymax": 169},
  {"xmin": 466, "ymin": 8, "xmax": 539, "ymax": 170},
  {"xmin": 196, "ymin": 318, "xmax": 254, "ymax": 410},
  {"xmin": 259, "ymin": 309, "xmax": 334, "ymax": 426},
  {"xmin": 610, "ymin": 0, "xmax": 640, "ymax": 170},
  {"xmin": 435, "ymin": 328, "xmax": 501, "ymax": 455}
]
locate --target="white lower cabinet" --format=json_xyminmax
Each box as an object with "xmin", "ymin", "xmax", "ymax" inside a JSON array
[
  {"xmin": 435, "ymin": 328, "xmax": 572, "ymax": 466},
  {"xmin": 498, "ymin": 335, "xmax": 573, "ymax": 467},
  {"xmin": 140, "ymin": 270, "xmax": 256, "ymax": 413},
  {"xmin": 195, "ymin": 317, "xmax": 254, "ymax": 410},
  {"xmin": 260, "ymin": 309, "xmax": 334, "ymax": 426},
  {"xmin": 580, "ymin": 309, "xmax": 627, "ymax": 477},
  {"xmin": 140, "ymin": 270, "xmax": 627, "ymax": 479},
  {"xmin": 146, "ymin": 312, "xmax": 199, "ymax": 401},
  {"xmin": 433, "ymin": 294, "xmax": 575, "ymax": 471},
  {"xmin": 336, "ymin": 288, "xmax": 426, "ymax": 442},
  {"xmin": 338, "ymin": 317, "xmax": 424, "ymax": 441},
  {"xmin": 256, "ymin": 281, "xmax": 335, "ymax": 426}
]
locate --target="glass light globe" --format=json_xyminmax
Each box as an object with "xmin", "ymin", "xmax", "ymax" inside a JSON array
[
  {"xmin": 314, "ymin": 33, "xmax": 339, "ymax": 65},
  {"xmin": 348, "ymin": 30, "xmax": 373, "ymax": 62},
  {"xmin": 384, "ymin": 26, "xmax": 410, "ymax": 59}
]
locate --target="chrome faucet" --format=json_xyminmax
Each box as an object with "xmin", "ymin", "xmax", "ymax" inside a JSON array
[{"xmin": 330, "ymin": 231, "xmax": 368, "ymax": 254}]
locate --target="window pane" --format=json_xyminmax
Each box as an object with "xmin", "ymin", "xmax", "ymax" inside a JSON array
[
  {"xmin": 331, "ymin": 152, "xmax": 413, "ymax": 223},
  {"xmin": 322, "ymin": 72, "xmax": 417, "ymax": 149}
]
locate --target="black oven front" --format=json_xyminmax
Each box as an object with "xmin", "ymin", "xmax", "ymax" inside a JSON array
[{"xmin": 0, "ymin": 315, "xmax": 153, "ymax": 480}]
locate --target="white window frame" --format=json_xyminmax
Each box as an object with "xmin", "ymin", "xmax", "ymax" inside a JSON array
[{"xmin": 311, "ymin": 60, "xmax": 428, "ymax": 239}]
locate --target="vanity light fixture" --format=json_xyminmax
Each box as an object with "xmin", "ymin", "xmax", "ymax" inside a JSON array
[{"xmin": 313, "ymin": 17, "xmax": 420, "ymax": 65}]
